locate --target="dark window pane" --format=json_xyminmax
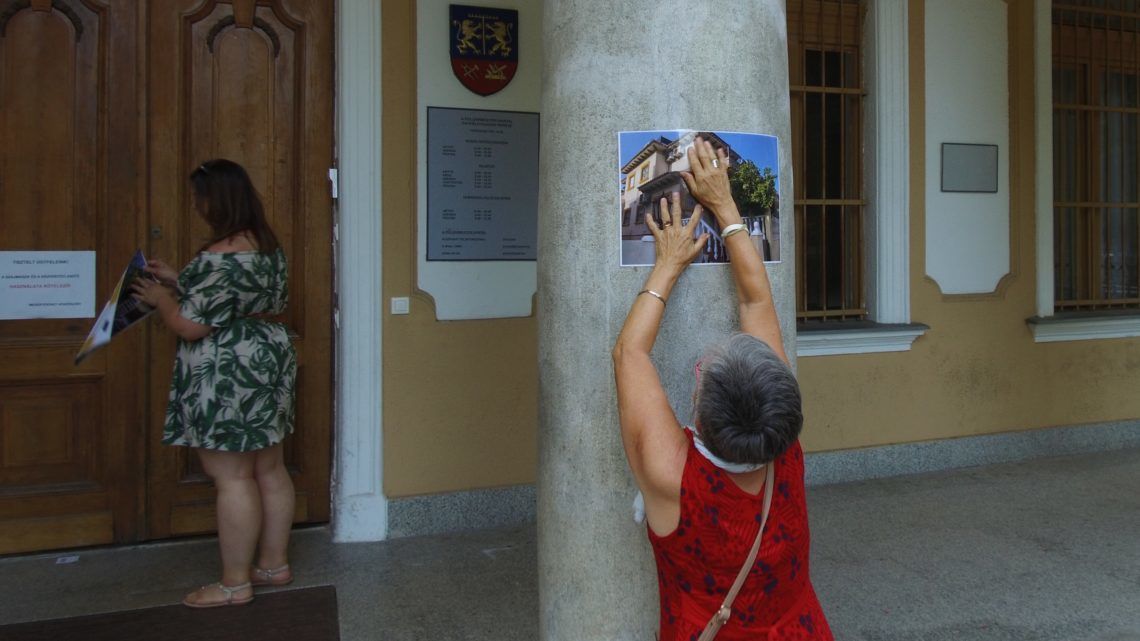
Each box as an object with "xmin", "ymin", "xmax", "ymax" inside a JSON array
[
  {"xmin": 824, "ymin": 50, "xmax": 841, "ymax": 88},
  {"xmin": 844, "ymin": 94, "xmax": 861, "ymax": 199},
  {"xmin": 805, "ymin": 50, "xmax": 822, "ymax": 87},
  {"xmin": 825, "ymin": 205, "xmax": 843, "ymax": 309},
  {"xmin": 805, "ymin": 93, "xmax": 824, "ymax": 198},
  {"xmin": 825, "ymin": 93, "xmax": 843, "ymax": 199},
  {"xmin": 844, "ymin": 205, "xmax": 861, "ymax": 309},
  {"xmin": 804, "ymin": 206, "xmax": 823, "ymax": 310},
  {"xmin": 843, "ymin": 51, "xmax": 858, "ymax": 89}
]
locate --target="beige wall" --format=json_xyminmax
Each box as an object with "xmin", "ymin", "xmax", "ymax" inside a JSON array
[
  {"xmin": 798, "ymin": 0, "xmax": 1140, "ymax": 453},
  {"xmin": 381, "ymin": 0, "xmax": 1140, "ymax": 498},
  {"xmin": 382, "ymin": 1, "xmax": 537, "ymax": 498}
]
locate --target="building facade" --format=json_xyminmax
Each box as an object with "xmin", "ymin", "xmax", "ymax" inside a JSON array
[{"xmin": 2, "ymin": 0, "xmax": 1139, "ymax": 556}]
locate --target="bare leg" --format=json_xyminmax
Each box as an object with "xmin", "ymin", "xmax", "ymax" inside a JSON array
[
  {"xmin": 185, "ymin": 448, "xmax": 259, "ymax": 606},
  {"xmin": 254, "ymin": 442, "xmax": 295, "ymax": 573}
]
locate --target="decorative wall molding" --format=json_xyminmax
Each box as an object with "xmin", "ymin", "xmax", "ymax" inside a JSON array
[
  {"xmin": 865, "ymin": 0, "xmax": 910, "ymax": 324},
  {"xmin": 1034, "ymin": 0, "xmax": 1055, "ymax": 318},
  {"xmin": 1027, "ymin": 314, "xmax": 1140, "ymax": 343},
  {"xmin": 923, "ymin": 0, "xmax": 1011, "ymax": 295},
  {"xmin": 415, "ymin": 0, "xmax": 541, "ymax": 320},
  {"xmin": 797, "ymin": 323, "xmax": 927, "ymax": 357}
]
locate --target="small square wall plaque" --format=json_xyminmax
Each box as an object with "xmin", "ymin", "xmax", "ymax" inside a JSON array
[{"xmin": 941, "ymin": 143, "xmax": 998, "ymax": 193}]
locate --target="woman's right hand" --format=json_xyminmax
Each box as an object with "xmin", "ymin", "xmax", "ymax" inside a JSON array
[
  {"xmin": 646, "ymin": 192, "xmax": 709, "ymax": 273},
  {"xmin": 681, "ymin": 136, "xmax": 742, "ymax": 227},
  {"xmin": 145, "ymin": 259, "xmax": 178, "ymax": 285}
]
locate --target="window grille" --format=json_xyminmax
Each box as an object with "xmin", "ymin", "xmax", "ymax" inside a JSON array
[{"xmin": 789, "ymin": 0, "xmax": 867, "ymax": 322}]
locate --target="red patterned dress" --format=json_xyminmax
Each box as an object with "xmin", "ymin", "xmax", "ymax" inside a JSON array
[{"xmin": 648, "ymin": 431, "xmax": 833, "ymax": 640}]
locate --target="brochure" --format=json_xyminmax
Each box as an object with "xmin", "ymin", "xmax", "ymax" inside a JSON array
[{"xmin": 75, "ymin": 250, "xmax": 156, "ymax": 364}]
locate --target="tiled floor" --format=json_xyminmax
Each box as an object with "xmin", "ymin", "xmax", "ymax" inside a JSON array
[{"xmin": 2, "ymin": 448, "xmax": 1139, "ymax": 641}]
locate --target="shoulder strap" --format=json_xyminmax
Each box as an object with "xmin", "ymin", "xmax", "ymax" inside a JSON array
[{"xmin": 699, "ymin": 462, "xmax": 776, "ymax": 638}]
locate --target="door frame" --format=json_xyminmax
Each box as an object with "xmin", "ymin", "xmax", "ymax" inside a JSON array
[{"xmin": 331, "ymin": 0, "xmax": 387, "ymax": 541}]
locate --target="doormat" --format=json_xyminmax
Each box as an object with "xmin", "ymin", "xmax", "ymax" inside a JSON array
[{"xmin": 0, "ymin": 585, "xmax": 338, "ymax": 641}]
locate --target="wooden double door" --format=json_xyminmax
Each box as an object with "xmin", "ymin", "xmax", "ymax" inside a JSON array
[{"xmin": 0, "ymin": 0, "xmax": 333, "ymax": 554}]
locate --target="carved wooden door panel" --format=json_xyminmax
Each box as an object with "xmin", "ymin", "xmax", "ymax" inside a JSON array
[
  {"xmin": 145, "ymin": 0, "xmax": 333, "ymax": 537},
  {"xmin": 0, "ymin": 0, "xmax": 144, "ymax": 553}
]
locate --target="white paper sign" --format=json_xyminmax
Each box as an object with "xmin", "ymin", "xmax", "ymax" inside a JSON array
[{"xmin": 0, "ymin": 251, "xmax": 96, "ymax": 320}]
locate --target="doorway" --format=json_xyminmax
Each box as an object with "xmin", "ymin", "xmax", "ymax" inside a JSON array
[{"xmin": 0, "ymin": 0, "xmax": 334, "ymax": 554}]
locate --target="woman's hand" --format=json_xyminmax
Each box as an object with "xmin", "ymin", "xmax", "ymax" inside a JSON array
[
  {"xmin": 144, "ymin": 259, "xmax": 179, "ymax": 286},
  {"xmin": 681, "ymin": 136, "xmax": 742, "ymax": 227},
  {"xmin": 646, "ymin": 192, "xmax": 709, "ymax": 272},
  {"xmin": 131, "ymin": 276, "xmax": 175, "ymax": 310},
  {"xmin": 132, "ymin": 275, "xmax": 212, "ymax": 342}
]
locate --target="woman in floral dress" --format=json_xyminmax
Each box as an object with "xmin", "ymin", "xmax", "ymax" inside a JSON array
[{"xmin": 133, "ymin": 159, "xmax": 297, "ymax": 608}]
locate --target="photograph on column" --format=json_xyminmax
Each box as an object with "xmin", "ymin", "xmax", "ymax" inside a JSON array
[{"xmin": 618, "ymin": 130, "xmax": 780, "ymax": 267}]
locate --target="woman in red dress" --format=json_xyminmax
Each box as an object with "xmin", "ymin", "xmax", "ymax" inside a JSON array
[{"xmin": 612, "ymin": 137, "xmax": 833, "ymax": 640}]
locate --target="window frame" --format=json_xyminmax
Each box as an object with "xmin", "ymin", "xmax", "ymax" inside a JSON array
[
  {"xmin": 794, "ymin": 0, "xmax": 921, "ymax": 356},
  {"xmin": 789, "ymin": 0, "xmax": 868, "ymax": 322},
  {"xmin": 1033, "ymin": 0, "xmax": 1140, "ymax": 341}
]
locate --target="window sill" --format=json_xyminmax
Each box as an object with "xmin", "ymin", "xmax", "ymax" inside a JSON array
[
  {"xmin": 1027, "ymin": 311, "xmax": 1140, "ymax": 343},
  {"xmin": 796, "ymin": 321, "xmax": 929, "ymax": 357}
]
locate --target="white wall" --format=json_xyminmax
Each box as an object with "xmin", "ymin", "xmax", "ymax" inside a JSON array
[
  {"xmin": 415, "ymin": 0, "xmax": 543, "ymax": 319},
  {"xmin": 924, "ymin": 0, "xmax": 1010, "ymax": 295}
]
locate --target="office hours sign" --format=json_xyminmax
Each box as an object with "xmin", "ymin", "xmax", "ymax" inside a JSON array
[{"xmin": 426, "ymin": 107, "xmax": 539, "ymax": 261}]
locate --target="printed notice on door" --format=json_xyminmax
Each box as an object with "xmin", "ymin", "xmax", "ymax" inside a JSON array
[
  {"xmin": 0, "ymin": 251, "xmax": 96, "ymax": 320},
  {"xmin": 427, "ymin": 107, "xmax": 539, "ymax": 261}
]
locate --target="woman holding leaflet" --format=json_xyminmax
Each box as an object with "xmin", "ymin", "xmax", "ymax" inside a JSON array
[{"xmin": 133, "ymin": 159, "xmax": 297, "ymax": 608}]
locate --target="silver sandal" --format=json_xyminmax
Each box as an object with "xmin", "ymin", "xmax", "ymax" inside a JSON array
[
  {"xmin": 182, "ymin": 581, "xmax": 254, "ymax": 608},
  {"xmin": 251, "ymin": 564, "xmax": 293, "ymax": 587}
]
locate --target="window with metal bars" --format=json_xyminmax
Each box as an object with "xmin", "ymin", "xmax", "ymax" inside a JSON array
[
  {"xmin": 788, "ymin": 0, "xmax": 866, "ymax": 322},
  {"xmin": 1053, "ymin": 0, "xmax": 1140, "ymax": 310}
]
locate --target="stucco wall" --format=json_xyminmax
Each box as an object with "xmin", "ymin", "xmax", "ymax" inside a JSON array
[
  {"xmin": 382, "ymin": 1, "xmax": 537, "ymax": 497},
  {"xmin": 797, "ymin": 0, "xmax": 1140, "ymax": 453},
  {"xmin": 381, "ymin": 0, "xmax": 1140, "ymax": 499}
]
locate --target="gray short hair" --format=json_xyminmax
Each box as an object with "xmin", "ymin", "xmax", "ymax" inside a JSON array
[{"xmin": 694, "ymin": 333, "xmax": 802, "ymax": 465}]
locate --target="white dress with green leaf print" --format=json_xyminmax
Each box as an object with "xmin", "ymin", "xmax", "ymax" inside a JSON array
[{"xmin": 164, "ymin": 249, "xmax": 297, "ymax": 452}]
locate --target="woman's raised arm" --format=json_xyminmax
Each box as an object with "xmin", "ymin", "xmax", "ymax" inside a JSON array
[
  {"xmin": 612, "ymin": 192, "xmax": 708, "ymax": 507},
  {"xmin": 682, "ymin": 137, "xmax": 787, "ymax": 365}
]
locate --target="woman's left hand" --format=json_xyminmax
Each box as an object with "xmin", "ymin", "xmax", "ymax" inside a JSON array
[
  {"xmin": 646, "ymin": 192, "xmax": 709, "ymax": 271},
  {"xmin": 131, "ymin": 276, "xmax": 174, "ymax": 309}
]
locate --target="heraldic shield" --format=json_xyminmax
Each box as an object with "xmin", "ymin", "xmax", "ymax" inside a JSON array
[{"xmin": 450, "ymin": 5, "xmax": 518, "ymax": 96}]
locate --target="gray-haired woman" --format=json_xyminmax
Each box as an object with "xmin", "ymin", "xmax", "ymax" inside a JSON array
[{"xmin": 612, "ymin": 137, "xmax": 833, "ymax": 640}]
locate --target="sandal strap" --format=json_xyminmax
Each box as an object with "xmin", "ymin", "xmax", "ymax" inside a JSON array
[
  {"xmin": 216, "ymin": 582, "xmax": 252, "ymax": 602},
  {"xmin": 254, "ymin": 564, "xmax": 290, "ymax": 578}
]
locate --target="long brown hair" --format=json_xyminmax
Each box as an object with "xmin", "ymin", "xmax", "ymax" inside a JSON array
[{"xmin": 190, "ymin": 159, "xmax": 280, "ymax": 253}]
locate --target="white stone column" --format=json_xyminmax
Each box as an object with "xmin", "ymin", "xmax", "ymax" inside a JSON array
[
  {"xmin": 537, "ymin": 1, "xmax": 796, "ymax": 638},
  {"xmin": 332, "ymin": 0, "xmax": 386, "ymax": 542}
]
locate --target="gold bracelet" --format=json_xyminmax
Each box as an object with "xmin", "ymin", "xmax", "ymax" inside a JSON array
[{"xmin": 638, "ymin": 289, "xmax": 666, "ymax": 306}]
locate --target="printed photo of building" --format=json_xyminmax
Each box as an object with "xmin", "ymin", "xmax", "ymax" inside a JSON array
[{"xmin": 619, "ymin": 130, "xmax": 781, "ymax": 265}]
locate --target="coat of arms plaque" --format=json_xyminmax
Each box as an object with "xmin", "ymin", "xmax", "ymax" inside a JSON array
[{"xmin": 449, "ymin": 5, "xmax": 518, "ymax": 96}]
